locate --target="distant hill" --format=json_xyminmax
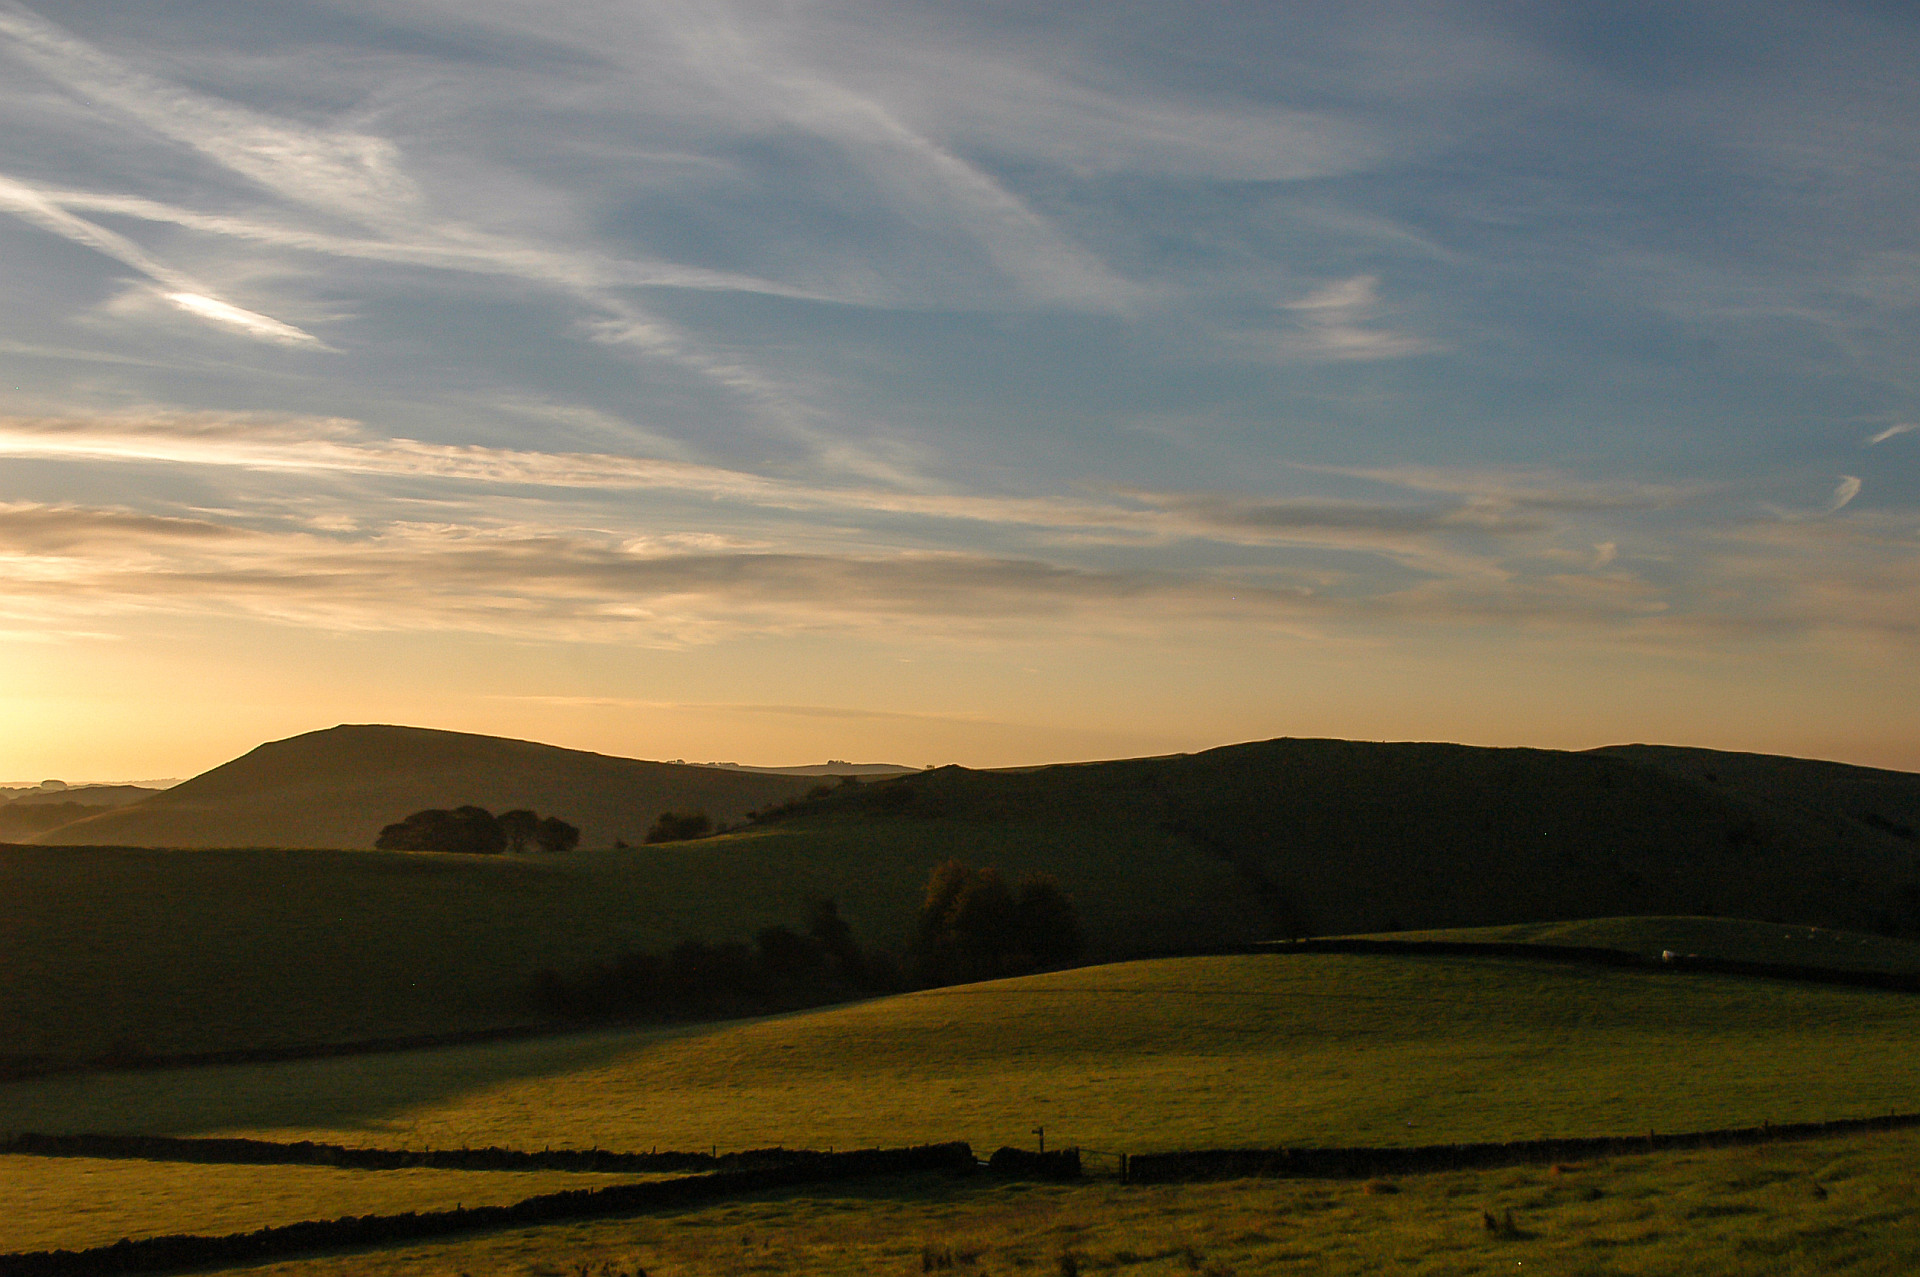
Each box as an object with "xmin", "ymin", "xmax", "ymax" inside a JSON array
[
  {"xmin": 6, "ymin": 784, "xmax": 163, "ymax": 808},
  {"xmin": 763, "ymin": 736, "xmax": 1920, "ymax": 940},
  {"xmin": 31, "ymin": 725, "xmax": 832, "ymax": 849},
  {"xmin": 8, "ymin": 732, "xmax": 1920, "ymax": 1064},
  {"xmin": 708, "ymin": 761, "xmax": 919, "ymax": 776}
]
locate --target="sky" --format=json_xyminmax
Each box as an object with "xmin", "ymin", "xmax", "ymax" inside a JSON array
[{"xmin": 0, "ymin": 0, "xmax": 1917, "ymax": 779}]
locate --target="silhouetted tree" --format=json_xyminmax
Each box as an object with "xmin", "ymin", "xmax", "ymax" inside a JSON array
[
  {"xmin": 497, "ymin": 809, "xmax": 540, "ymax": 853},
  {"xmin": 915, "ymin": 860, "xmax": 1082, "ymax": 986},
  {"xmin": 534, "ymin": 815, "xmax": 581, "ymax": 853},
  {"xmin": 645, "ymin": 810, "xmax": 712, "ymax": 843},
  {"xmin": 529, "ymin": 898, "xmax": 900, "ymax": 1021},
  {"xmin": 754, "ymin": 925, "xmax": 824, "ymax": 980},
  {"xmin": 375, "ymin": 806, "xmax": 505, "ymax": 854},
  {"xmin": 1015, "ymin": 874, "xmax": 1084, "ymax": 968},
  {"xmin": 659, "ymin": 939, "xmax": 756, "ymax": 1009},
  {"xmin": 806, "ymin": 898, "xmax": 871, "ymax": 988}
]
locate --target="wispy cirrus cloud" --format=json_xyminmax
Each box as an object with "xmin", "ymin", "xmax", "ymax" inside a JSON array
[
  {"xmin": 1272, "ymin": 274, "xmax": 1435, "ymax": 362},
  {"xmin": 0, "ymin": 496, "xmax": 1903, "ymax": 651},
  {"xmin": 0, "ymin": 412, "xmax": 1608, "ymax": 567},
  {"xmin": 0, "ymin": 174, "xmax": 324, "ymax": 345}
]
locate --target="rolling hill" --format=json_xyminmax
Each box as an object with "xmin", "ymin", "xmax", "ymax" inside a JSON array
[
  {"xmin": 8, "ymin": 730, "xmax": 1920, "ymax": 1066},
  {"xmin": 13, "ymin": 941, "xmax": 1920, "ymax": 1152},
  {"xmin": 30, "ymin": 725, "xmax": 840, "ymax": 849},
  {"xmin": 766, "ymin": 736, "xmax": 1920, "ymax": 939}
]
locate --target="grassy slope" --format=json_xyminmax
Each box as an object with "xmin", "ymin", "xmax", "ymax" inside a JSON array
[
  {"xmin": 185, "ymin": 1130, "xmax": 1920, "ymax": 1277},
  {"xmin": 33, "ymin": 724, "xmax": 819, "ymax": 850},
  {"xmin": 0, "ymin": 825, "xmax": 1252, "ymax": 1062},
  {"xmin": 10, "ymin": 953, "xmax": 1920, "ymax": 1157},
  {"xmin": 1374, "ymin": 915, "xmax": 1920, "ymax": 971},
  {"xmin": 793, "ymin": 739, "xmax": 1920, "ymax": 939},
  {"xmin": 0, "ymin": 1159, "xmax": 641, "ymax": 1253},
  {"xmin": 12, "ymin": 734, "xmax": 1920, "ymax": 1064}
]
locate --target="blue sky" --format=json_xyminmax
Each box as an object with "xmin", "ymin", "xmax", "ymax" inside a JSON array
[{"xmin": 0, "ymin": 0, "xmax": 1915, "ymax": 776}]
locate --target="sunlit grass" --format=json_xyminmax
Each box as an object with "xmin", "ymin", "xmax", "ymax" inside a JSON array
[
  {"xmin": 0, "ymin": 1156, "xmax": 642, "ymax": 1253},
  {"xmin": 8, "ymin": 954, "xmax": 1919, "ymax": 1159},
  {"xmin": 1376, "ymin": 916, "xmax": 1920, "ymax": 971},
  {"xmin": 123, "ymin": 1127, "xmax": 1920, "ymax": 1277}
]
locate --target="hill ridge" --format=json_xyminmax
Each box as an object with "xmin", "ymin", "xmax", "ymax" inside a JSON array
[{"xmin": 34, "ymin": 724, "xmax": 829, "ymax": 850}]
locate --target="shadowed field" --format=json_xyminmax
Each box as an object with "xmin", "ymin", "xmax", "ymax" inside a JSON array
[{"xmin": 0, "ymin": 823, "xmax": 1247, "ymax": 1065}]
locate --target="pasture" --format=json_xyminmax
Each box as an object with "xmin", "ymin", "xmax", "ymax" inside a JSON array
[
  {"xmin": 170, "ymin": 1127, "xmax": 1920, "ymax": 1276},
  {"xmin": 9, "ymin": 949, "xmax": 1920, "ymax": 1157},
  {"xmin": 9, "ymin": 936, "xmax": 1920, "ymax": 1271},
  {"xmin": 0, "ymin": 1157, "xmax": 641, "ymax": 1253}
]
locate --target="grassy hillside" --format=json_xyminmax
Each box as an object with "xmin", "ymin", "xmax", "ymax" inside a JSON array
[
  {"xmin": 11, "ymin": 733, "xmax": 1920, "ymax": 1065},
  {"xmin": 1598, "ymin": 742, "xmax": 1920, "ymax": 841},
  {"xmin": 10, "ymin": 953, "xmax": 1920, "ymax": 1155},
  {"xmin": 0, "ymin": 825, "xmax": 1252, "ymax": 1064},
  {"xmin": 32, "ymin": 725, "xmax": 823, "ymax": 849},
  {"xmin": 771, "ymin": 737, "xmax": 1920, "ymax": 938},
  {"xmin": 1373, "ymin": 916, "xmax": 1920, "ymax": 971}
]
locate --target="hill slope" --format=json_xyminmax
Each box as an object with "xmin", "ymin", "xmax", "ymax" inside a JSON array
[
  {"xmin": 12, "ymin": 952, "xmax": 1920, "ymax": 1154},
  {"xmin": 10, "ymin": 732, "xmax": 1920, "ymax": 1064},
  {"xmin": 33, "ymin": 725, "xmax": 824, "ymax": 849},
  {"xmin": 769, "ymin": 736, "xmax": 1920, "ymax": 938}
]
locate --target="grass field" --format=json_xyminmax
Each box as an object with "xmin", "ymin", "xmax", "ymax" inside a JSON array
[
  {"xmin": 1365, "ymin": 916, "xmax": 1920, "ymax": 971},
  {"xmin": 9, "ymin": 950, "xmax": 1920, "ymax": 1158},
  {"xmin": 34, "ymin": 1127, "xmax": 1919, "ymax": 1276},
  {"xmin": 0, "ymin": 1157, "xmax": 643, "ymax": 1253}
]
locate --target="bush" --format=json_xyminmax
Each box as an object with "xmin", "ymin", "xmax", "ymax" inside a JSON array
[{"xmin": 529, "ymin": 901, "xmax": 891, "ymax": 1022}]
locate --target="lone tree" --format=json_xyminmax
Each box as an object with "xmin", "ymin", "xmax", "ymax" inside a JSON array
[{"xmin": 645, "ymin": 810, "xmax": 712, "ymax": 844}]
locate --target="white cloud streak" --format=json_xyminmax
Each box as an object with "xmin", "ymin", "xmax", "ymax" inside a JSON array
[
  {"xmin": 0, "ymin": 173, "xmax": 322, "ymax": 344},
  {"xmin": 0, "ymin": 413, "xmax": 1595, "ymax": 568}
]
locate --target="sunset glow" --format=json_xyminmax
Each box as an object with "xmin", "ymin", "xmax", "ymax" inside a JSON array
[{"xmin": 1, "ymin": 2, "xmax": 1915, "ymax": 779}]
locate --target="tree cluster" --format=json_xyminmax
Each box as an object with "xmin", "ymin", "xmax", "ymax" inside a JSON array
[
  {"xmin": 644, "ymin": 810, "xmax": 713, "ymax": 843},
  {"xmin": 914, "ymin": 860, "xmax": 1083, "ymax": 986},
  {"xmin": 376, "ymin": 806, "xmax": 580, "ymax": 854},
  {"xmin": 530, "ymin": 900, "xmax": 893, "ymax": 1020},
  {"xmin": 527, "ymin": 862, "xmax": 1085, "ymax": 1026}
]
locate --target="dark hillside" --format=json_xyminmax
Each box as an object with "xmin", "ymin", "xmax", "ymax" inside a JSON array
[
  {"xmin": 1596, "ymin": 743, "xmax": 1920, "ymax": 846},
  {"xmin": 33, "ymin": 725, "xmax": 824, "ymax": 850},
  {"xmin": 10, "ymin": 732, "xmax": 1920, "ymax": 1064},
  {"xmin": 773, "ymin": 738, "xmax": 1920, "ymax": 938}
]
